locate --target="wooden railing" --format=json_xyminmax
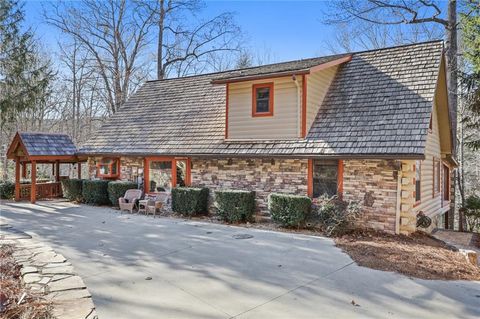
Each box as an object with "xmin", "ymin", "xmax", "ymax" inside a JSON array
[{"xmin": 19, "ymin": 182, "xmax": 63, "ymax": 200}]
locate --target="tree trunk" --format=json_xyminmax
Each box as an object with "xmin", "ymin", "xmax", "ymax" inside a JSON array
[
  {"xmin": 157, "ymin": 0, "xmax": 165, "ymax": 80},
  {"xmin": 445, "ymin": 0, "xmax": 457, "ymax": 230}
]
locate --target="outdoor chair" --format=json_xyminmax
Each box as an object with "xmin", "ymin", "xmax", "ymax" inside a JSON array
[
  {"xmin": 118, "ymin": 189, "xmax": 142, "ymax": 214},
  {"xmin": 143, "ymin": 192, "xmax": 170, "ymax": 218}
]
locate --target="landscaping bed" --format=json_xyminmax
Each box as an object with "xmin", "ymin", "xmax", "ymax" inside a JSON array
[
  {"xmin": 335, "ymin": 230, "xmax": 480, "ymax": 281},
  {"xmin": 0, "ymin": 244, "xmax": 53, "ymax": 318}
]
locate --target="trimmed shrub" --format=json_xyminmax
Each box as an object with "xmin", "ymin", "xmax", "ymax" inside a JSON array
[
  {"xmin": 269, "ymin": 193, "xmax": 312, "ymax": 227},
  {"xmin": 82, "ymin": 180, "xmax": 110, "ymax": 205},
  {"xmin": 61, "ymin": 179, "xmax": 84, "ymax": 202},
  {"xmin": 0, "ymin": 181, "xmax": 15, "ymax": 200},
  {"xmin": 463, "ymin": 194, "xmax": 480, "ymax": 232},
  {"xmin": 214, "ymin": 190, "xmax": 255, "ymax": 223},
  {"xmin": 171, "ymin": 187, "xmax": 209, "ymax": 216},
  {"xmin": 107, "ymin": 181, "xmax": 138, "ymax": 206}
]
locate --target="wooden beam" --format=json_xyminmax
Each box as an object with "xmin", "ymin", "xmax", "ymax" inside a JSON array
[
  {"xmin": 21, "ymin": 162, "xmax": 27, "ymax": 178},
  {"xmin": 15, "ymin": 157, "xmax": 20, "ymax": 201},
  {"xmin": 307, "ymin": 159, "xmax": 313, "ymax": 197},
  {"xmin": 143, "ymin": 158, "xmax": 149, "ymax": 193},
  {"xmin": 77, "ymin": 162, "xmax": 82, "ymax": 179},
  {"xmin": 55, "ymin": 161, "xmax": 60, "ymax": 182},
  {"xmin": 31, "ymin": 161, "xmax": 36, "ymax": 204}
]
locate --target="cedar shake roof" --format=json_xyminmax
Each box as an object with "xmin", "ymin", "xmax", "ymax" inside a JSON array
[
  {"xmin": 16, "ymin": 132, "xmax": 77, "ymax": 156},
  {"xmin": 79, "ymin": 41, "xmax": 445, "ymax": 158}
]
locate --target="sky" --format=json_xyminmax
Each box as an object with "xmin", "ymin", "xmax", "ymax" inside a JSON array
[{"xmin": 23, "ymin": 0, "xmax": 340, "ymax": 64}]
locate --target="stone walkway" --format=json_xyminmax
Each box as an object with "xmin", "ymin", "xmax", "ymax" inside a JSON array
[{"xmin": 0, "ymin": 224, "xmax": 97, "ymax": 319}]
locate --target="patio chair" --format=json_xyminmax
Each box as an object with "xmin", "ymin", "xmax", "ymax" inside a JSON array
[
  {"xmin": 144, "ymin": 192, "xmax": 170, "ymax": 218},
  {"xmin": 118, "ymin": 189, "xmax": 142, "ymax": 214}
]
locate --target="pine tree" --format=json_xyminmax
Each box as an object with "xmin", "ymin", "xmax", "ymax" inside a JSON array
[{"xmin": 0, "ymin": 0, "xmax": 52, "ymax": 130}]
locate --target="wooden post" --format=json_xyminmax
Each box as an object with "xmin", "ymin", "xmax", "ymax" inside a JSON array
[
  {"xmin": 15, "ymin": 158, "xmax": 20, "ymax": 201},
  {"xmin": 55, "ymin": 161, "xmax": 60, "ymax": 182},
  {"xmin": 52, "ymin": 163, "xmax": 55, "ymax": 176},
  {"xmin": 22, "ymin": 162, "xmax": 27, "ymax": 178},
  {"xmin": 31, "ymin": 161, "xmax": 36, "ymax": 204},
  {"xmin": 77, "ymin": 162, "xmax": 82, "ymax": 179},
  {"xmin": 143, "ymin": 158, "xmax": 149, "ymax": 193}
]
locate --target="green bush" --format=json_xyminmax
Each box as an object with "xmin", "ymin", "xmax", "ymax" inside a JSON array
[
  {"xmin": 0, "ymin": 181, "xmax": 15, "ymax": 199},
  {"xmin": 214, "ymin": 190, "xmax": 255, "ymax": 223},
  {"xmin": 171, "ymin": 187, "xmax": 209, "ymax": 216},
  {"xmin": 312, "ymin": 195, "xmax": 361, "ymax": 236},
  {"xmin": 269, "ymin": 193, "xmax": 311, "ymax": 227},
  {"xmin": 463, "ymin": 194, "xmax": 480, "ymax": 232},
  {"xmin": 82, "ymin": 180, "xmax": 110, "ymax": 205},
  {"xmin": 61, "ymin": 179, "xmax": 84, "ymax": 202},
  {"xmin": 107, "ymin": 181, "xmax": 138, "ymax": 206}
]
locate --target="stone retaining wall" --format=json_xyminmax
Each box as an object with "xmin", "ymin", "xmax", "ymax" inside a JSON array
[{"xmin": 1, "ymin": 225, "xmax": 97, "ymax": 319}]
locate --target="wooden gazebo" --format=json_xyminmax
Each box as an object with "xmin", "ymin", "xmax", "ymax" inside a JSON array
[{"xmin": 6, "ymin": 132, "xmax": 86, "ymax": 203}]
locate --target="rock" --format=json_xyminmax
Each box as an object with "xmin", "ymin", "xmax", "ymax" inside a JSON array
[
  {"xmin": 51, "ymin": 298, "xmax": 96, "ymax": 319},
  {"xmin": 23, "ymin": 273, "xmax": 42, "ymax": 284},
  {"xmin": 20, "ymin": 266, "xmax": 38, "ymax": 275},
  {"xmin": 38, "ymin": 277, "xmax": 51, "ymax": 285},
  {"xmin": 459, "ymin": 249, "xmax": 478, "ymax": 266},
  {"xmin": 42, "ymin": 265, "xmax": 75, "ymax": 275},
  {"xmin": 46, "ymin": 289, "xmax": 91, "ymax": 301},
  {"xmin": 48, "ymin": 276, "xmax": 86, "ymax": 292}
]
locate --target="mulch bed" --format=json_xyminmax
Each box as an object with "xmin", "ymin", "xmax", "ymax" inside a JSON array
[
  {"xmin": 335, "ymin": 230, "xmax": 480, "ymax": 281},
  {"xmin": 0, "ymin": 244, "xmax": 53, "ymax": 318}
]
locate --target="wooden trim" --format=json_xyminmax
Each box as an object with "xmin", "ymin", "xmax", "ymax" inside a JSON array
[
  {"xmin": 433, "ymin": 157, "xmax": 440, "ymax": 197},
  {"xmin": 211, "ymin": 69, "xmax": 310, "ymax": 84},
  {"xmin": 96, "ymin": 157, "xmax": 120, "ymax": 179},
  {"xmin": 143, "ymin": 158, "xmax": 149, "ymax": 192},
  {"xmin": 77, "ymin": 163, "xmax": 82, "ymax": 179},
  {"xmin": 337, "ymin": 160, "xmax": 344, "ymax": 198},
  {"xmin": 413, "ymin": 161, "xmax": 421, "ymax": 207},
  {"xmin": 55, "ymin": 161, "xmax": 60, "ymax": 182},
  {"xmin": 309, "ymin": 55, "xmax": 352, "ymax": 73},
  {"xmin": 186, "ymin": 158, "xmax": 192, "ymax": 186},
  {"xmin": 15, "ymin": 157, "xmax": 20, "ymax": 201},
  {"xmin": 225, "ymin": 83, "xmax": 229, "ymax": 139},
  {"xmin": 301, "ymin": 74, "xmax": 307, "ymax": 138},
  {"xmin": 31, "ymin": 161, "xmax": 36, "ymax": 204},
  {"xmin": 252, "ymin": 82, "xmax": 274, "ymax": 117},
  {"xmin": 29, "ymin": 155, "xmax": 78, "ymax": 161},
  {"xmin": 307, "ymin": 159, "xmax": 313, "ymax": 197},
  {"xmin": 172, "ymin": 159, "xmax": 178, "ymax": 188}
]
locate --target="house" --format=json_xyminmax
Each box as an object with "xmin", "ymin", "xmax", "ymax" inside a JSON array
[{"xmin": 77, "ymin": 40, "xmax": 455, "ymax": 235}]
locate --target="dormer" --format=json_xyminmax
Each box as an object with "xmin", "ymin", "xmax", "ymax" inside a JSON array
[{"xmin": 212, "ymin": 55, "xmax": 352, "ymax": 140}]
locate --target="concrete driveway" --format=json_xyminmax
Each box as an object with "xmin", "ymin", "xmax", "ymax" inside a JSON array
[{"xmin": 1, "ymin": 200, "xmax": 479, "ymax": 319}]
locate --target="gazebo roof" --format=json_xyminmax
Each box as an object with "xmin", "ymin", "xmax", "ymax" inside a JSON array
[{"xmin": 7, "ymin": 132, "xmax": 81, "ymax": 162}]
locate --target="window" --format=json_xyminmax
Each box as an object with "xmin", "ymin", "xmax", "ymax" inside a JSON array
[
  {"xmin": 433, "ymin": 158, "xmax": 440, "ymax": 196},
  {"xmin": 312, "ymin": 160, "xmax": 339, "ymax": 197},
  {"xmin": 97, "ymin": 158, "xmax": 119, "ymax": 178},
  {"xmin": 149, "ymin": 161, "xmax": 172, "ymax": 192},
  {"xmin": 252, "ymin": 83, "xmax": 274, "ymax": 116},
  {"xmin": 414, "ymin": 160, "xmax": 421, "ymax": 204}
]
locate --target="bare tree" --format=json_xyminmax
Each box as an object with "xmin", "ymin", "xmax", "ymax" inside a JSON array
[
  {"xmin": 141, "ymin": 0, "xmax": 242, "ymax": 79},
  {"xmin": 44, "ymin": 0, "xmax": 154, "ymax": 114}
]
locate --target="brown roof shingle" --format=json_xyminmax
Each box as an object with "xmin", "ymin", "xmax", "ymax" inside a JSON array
[{"xmin": 79, "ymin": 40, "xmax": 444, "ymax": 158}]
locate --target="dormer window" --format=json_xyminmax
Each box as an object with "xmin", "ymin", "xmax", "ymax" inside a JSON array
[{"xmin": 252, "ymin": 83, "xmax": 274, "ymax": 117}]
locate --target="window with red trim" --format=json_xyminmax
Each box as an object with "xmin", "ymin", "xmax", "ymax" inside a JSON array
[
  {"xmin": 97, "ymin": 158, "xmax": 119, "ymax": 178},
  {"xmin": 252, "ymin": 83, "xmax": 273, "ymax": 116}
]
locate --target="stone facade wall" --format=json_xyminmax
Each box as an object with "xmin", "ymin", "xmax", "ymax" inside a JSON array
[
  {"xmin": 343, "ymin": 160, "xmax": 399, "ymax": 234},
  {"xmin": 191, "ymin": 158, "xmax": 308, "ymax": 215},
  {"xmin": 399, "ymin": 160, "xmax": 417, "ymax": 234}
]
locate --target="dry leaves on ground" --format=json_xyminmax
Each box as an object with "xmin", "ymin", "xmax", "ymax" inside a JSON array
[{"xmin": 335, "ymin": 231, "xmax": 480, "ymax": 281}]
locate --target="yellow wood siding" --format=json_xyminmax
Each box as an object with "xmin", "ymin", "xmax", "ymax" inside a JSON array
[
  {"xmin": 414, "ymin": 99, "xmax": 447, "ymax": 218},
  {"xmin": 306, "ymin": 66, "xmax": 338, "ymax": 133},
  {"xmin": 228, "ymin": 77, "xmax": 301, "ymax": 140}
]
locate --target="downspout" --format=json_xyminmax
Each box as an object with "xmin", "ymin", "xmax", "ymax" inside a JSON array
[{"xmin": 293, "ymin": 75, "xmax": 301, "ymax": 137}]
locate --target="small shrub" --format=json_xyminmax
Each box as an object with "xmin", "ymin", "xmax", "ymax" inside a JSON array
[
  {"xmin": 82, "ymin": 180, "xmax": 110, "ymax": 205},
  {"xmin": 61, "ymin": 179, "xmax": 84, "ymax": 202},
  {"xmin": 269, "ymin": 193, "xmax": 311, "ymax": 227},
  {"xmin": 107, "ymin": 181, "xmax": 138, "ymax": 206},
  {"xmin": 171, "ymin": 187, "xmax": 209, "ymax": 216},
  {"xmin": 313, "ymin": 195, "xmax": 360, "ymax": 236},
  {"xmin": 0, "ymin": 181, "xmax": 15, "ymax": 199},
  {"xmin": 463, "ymin": 194, "xmax": 480, "ymax": 232},
  {"xmin": 215, "ymin": 190, "xmax": 255, "ymax": 223}
]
